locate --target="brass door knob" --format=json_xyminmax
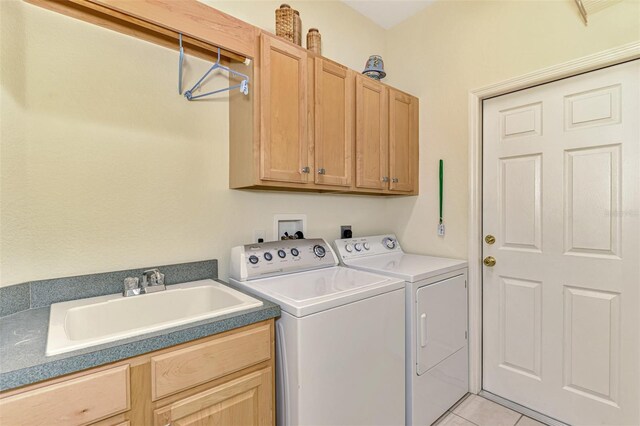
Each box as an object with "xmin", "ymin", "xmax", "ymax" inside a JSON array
[
  {"xmin": 485, "ymin": 235, "xmax": 495, "ymax": 245},
  {"xmin": 483, "ymin": 256, "xmax": 496, "ymax": 267}
]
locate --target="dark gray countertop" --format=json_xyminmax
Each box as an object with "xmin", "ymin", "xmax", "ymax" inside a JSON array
[{"xmin": 0, "ymin": 282, "xmax": 280, "ymax": 392}]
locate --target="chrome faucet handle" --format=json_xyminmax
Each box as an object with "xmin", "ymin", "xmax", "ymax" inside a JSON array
[
  {"xmin": 142, "ymin": 269, "xmax": 160, "ymax": 287},
  {"xmin": 123, "ymin": 277, "xmax": 140, "ymax": 297},
  {"xmin": 141, "ymin": 269, "xmax": 166, "ymax": 294}
]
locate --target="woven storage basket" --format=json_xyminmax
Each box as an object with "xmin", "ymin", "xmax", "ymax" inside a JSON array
[
  {"xmin": 307, "ymin": 28, "xmax": 321, "ymax": 54},
  {"xmin": 276, "ymin": 4, "xmax": 295, "ymax": 43}
]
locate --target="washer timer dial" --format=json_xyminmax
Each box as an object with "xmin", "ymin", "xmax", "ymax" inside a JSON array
[
  {"xmin": 382, "ymin": 237, "xmax": 397, "ymax": 250},
  {"xmin": 313, "ymin": 244, "xmax": 326, "ymax": 258}
]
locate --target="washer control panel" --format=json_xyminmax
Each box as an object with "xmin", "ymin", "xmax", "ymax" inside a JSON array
[
  {"xmin": 334, "ymin": 234, "xmax": 403, "ymax": 261},
  {"xmin": 230, "ymin": 238, "xmax": 338, "ymax": 281}
]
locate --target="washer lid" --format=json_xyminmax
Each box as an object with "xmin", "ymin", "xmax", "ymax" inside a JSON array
[
  {"xmin": 230, "ymin": 266, "xmax": 404, "ymax": 317},
  {"xmin": 343, "ymin": 253, "xmax": 467, "ymax": 282}
]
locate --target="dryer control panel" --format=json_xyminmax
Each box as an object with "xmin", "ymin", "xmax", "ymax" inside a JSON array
[
  {"xmin": 334, "ymin": 234, "xmax": 403, "ymax": 261},
  {"xmin": 230, "ymin": 238, "xmax": 338, "ymax": 281}
]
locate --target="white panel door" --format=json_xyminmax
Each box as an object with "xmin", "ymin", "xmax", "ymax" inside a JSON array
[{"xmin": 482, "ymin": 60, "xmax": 639, "ymax": 426}]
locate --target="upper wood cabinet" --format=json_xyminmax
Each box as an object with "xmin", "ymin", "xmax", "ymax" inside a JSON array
[
  {"xmin": 388, "ymin": 88, "xmax": 419, "ymax": 193},
  {"xmin": 354, "ymin": 77, "xmax": 419, "ymax": 195},
  {"xmin": 314, "ymin": 59, "xmax": 354, "ymax": 187},
  {"xmin": 259, "ymin": 34, "xmax": 309, "ymax": 184},
  {"xmin": 229, "ymin": 31, "xmax": 419, "ymax": 195},
  {"xmin": 355, "ymin": 75, "xmax": 388, "ymax": 191}
]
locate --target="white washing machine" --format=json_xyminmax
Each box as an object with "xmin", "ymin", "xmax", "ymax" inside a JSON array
[
  {"xmin": 334, "ymin": 234, "xmax": 469, "ymax": 426},
  {"xmin": 229, "ymin": 238, "xmax": 406, "ymax": 426}
]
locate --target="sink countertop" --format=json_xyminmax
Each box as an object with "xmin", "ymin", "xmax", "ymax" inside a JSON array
[{"xmin": 0, "ymin": 280, "xmax": 280, "ymax": 392}]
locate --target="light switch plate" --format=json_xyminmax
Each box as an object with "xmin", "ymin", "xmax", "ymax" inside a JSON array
[{"xmin": 438, "ymin": 223, "xmax": 445, "ymax": 236}]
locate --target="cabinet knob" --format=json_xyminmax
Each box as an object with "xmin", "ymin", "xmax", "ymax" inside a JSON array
[
  {"xmin": 317, "ymin": 168, "xmax": 326, "ymax": 175},
  {"xmin": 301, "ymin": 167, "xmax": 310, "ymax": 173},
  {"xmin": 392, "ymin": 177, "xmax": 399, "ymax": 183},
  {"xmin": 382, "ymin": 176, "xmax": 390, "ymax": 182}
]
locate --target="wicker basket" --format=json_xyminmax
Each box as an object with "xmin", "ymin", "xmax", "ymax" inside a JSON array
[
  {"xmin": 293, "ymin": 10, "xmax": 302, "ymax": 46},
  {"xmin": 276, "ymin": 4, "xmax": 295, "ymax": 43},
  {"xmin": 307, "ymin": 28, "xmax": 321, "ymax": 54}
]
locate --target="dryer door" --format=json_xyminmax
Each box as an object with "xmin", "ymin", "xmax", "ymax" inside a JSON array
[{"xmin": 416, "ymin": 273, "xmax": 467, "ymax": 375}]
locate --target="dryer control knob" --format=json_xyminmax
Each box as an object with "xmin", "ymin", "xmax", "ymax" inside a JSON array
[
  {"xmin": 291, "ymin": 248, "xmax": 300, "ymax": 257},
  {"xmin": 313, "ymin": 245, "xmax": 326, "ymax": 258},
  {"xmin": 363, "ymin": 242, "xmax": 370, "ymax": 250},
  {"xmin": 383, "ymin": 237, "xmax": 396, "ymax": 249},
  {"xmin": 278, "ymin": 249, "xmax": 287, "ymax": 258},
  {"xmin": 248, "ymin": 255, "xmax": 259, "ymax": 264},
  {"xmin": 264, "ymin": 252, "xmax": 273, "ymax": 261},
  {"xmin": 354, "ymin": 243, "xmax": 362, "ymax": 252},
  {"xmin": 345, "ymin": 244, "xmax": 353, "ymax": 253}
]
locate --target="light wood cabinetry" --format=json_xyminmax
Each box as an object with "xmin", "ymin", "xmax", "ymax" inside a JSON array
[
  {"xmin": 355, "ymin": 75, "xmax": 389, "ymax": 191},
  {"xmin": 388, "ymin": 88, "xmax": 419, "ymax": 193},
  {"xmin": 150, "ymin": 323, "xmax": 271, "ymax": 400},
  {"xmin": 0, "ymin": 320, "xmax": 275, "ymax": 426},
  {"xmin": 153, "ymin": 368, "xmax": 272, "ymax": 426},
  {"xmin": 354, "ymin": 76, "xmax": 419, "ymax": 195},
  {"xmin": 0, "ymin": 365, "xmax": 130, "ymax": 426},
  {"xmin": 230, "ymin": 32, "xmax": 418, "ymax": 195},
  {"xmin": 231, "ymin": 33, "xmax": 359, "ymax": 192},
  {"xmin": 313, "ymin": 58, "xmax": 354, "ymax": 187},
  {"xmin": 259, "ymin": 34, "xmax": 310, "ymax": 184}
]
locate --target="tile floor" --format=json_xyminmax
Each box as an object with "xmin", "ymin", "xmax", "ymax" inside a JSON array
[{"xmin": 434, "ymin": 394, "xmax": 547, "ymax": 426}]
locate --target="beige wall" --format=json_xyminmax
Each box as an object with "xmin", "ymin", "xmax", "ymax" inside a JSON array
[
  {"xmin": 1, "ymin": 0, "xmax": 638, "ymax": 287},
  {"xmin": 383, "ymin": 0, "xmax": 640, "ymax": 258},
  {"xmin": 0, "ymin": 0, "xmax": 388, "ymax": 286}
]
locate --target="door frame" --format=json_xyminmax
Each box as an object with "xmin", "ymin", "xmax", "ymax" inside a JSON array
[{"xmin": 466, "ymin": 41, "xmax": 640, "ymax": 394}]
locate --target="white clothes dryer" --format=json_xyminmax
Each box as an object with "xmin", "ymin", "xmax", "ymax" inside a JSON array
[
  {"xmin": 229, "ymin": 238, "xmax": 406, "ymax": 426},
  {"xmin": 335, "ymin": 234, "xmax": 469, "ymax": 426}
]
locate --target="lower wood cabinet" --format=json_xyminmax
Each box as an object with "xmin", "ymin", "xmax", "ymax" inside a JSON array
[
  {"xmin": 0, "ymin": 320, "xmax": 275, "ymax": 426},
  {"xmin": 153, "ymin": 368, "xmax": 272, "ymax": 426}
]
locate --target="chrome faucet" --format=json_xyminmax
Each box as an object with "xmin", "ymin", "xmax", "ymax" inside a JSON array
[{"xmin": 123, "ymin": 269, "xmax": 166, "ymax": 297}]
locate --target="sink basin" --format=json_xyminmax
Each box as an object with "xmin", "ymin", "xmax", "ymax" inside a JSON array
[{"xmin": 46, "ymin": 279, "xmax": 263, "ymax": 356}]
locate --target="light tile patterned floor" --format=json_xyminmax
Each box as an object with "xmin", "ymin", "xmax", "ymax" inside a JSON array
[{"xmin": 433, "ymin": 394, "xmax": 547, "ymax": 426}]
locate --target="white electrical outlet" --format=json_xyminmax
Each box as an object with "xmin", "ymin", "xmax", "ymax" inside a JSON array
[
  {"xmin": 438, "ymin": 223, "xmax": 445, "ymax": 236},
  {"xmin": 253, "ymin": 229, "xmax": 266, "ymax": 243}
]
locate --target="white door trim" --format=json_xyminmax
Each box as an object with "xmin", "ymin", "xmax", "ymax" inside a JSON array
[{"xmin": 467, "ymin": 41, "xmax": 640, "ymax": 394}]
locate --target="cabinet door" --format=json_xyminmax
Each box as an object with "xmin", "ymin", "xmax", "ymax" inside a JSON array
[
  {"xmin": 389, "ymin": 89, "xmax": 418, "ymax": 193},
  {"xmin": 355, "ymin": 75, "xmax": 388, "ymax": 190},
  {"xmin": 314, "ymin": 59, "xmax": 353, "ymax": 187},
  {"xmin": 154, "ymin": 368, "xmax": 272, "ymax": 426},
  {"xmin": 260, "ymin": 34, "xmax": 309, "ymax": 183}
]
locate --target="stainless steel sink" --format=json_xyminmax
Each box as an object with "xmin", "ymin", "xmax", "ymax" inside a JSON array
[{"xmin": 46, "ymin": 279, "xmax": 263, "ymax": 356}]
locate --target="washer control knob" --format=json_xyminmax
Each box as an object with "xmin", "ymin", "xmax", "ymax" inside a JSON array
[
  {"xmin": 383, "ymin": 237, "xmax": 397, "ymax": 250},
  {"xmin": 291, "ymin": 248, "xmax": 299, "ymax": 257},
  {"xmin": 248, "ymin": 255, "xmax": 259, "ymax": 264},
  {"xmin": 313, "ymin": 244, "xmax": 326, "ymax": 258},
  {"xmin": 264, "ymin": 252, "xmax": 273, "ymax": 261},
  {"xmin": 354, "ymin": 243, "xmax": 362, "ymax": 252},
  {"xmin": 345, "ymin": 244, "xmax": 353, "ymax": 253},
  {"xmin": 278, "ymin": 249, "xmax": 287, "ymax": 259},
  {"xmin": 363, "ymin": 242, "xmax": 370, "ymax": 250}
]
